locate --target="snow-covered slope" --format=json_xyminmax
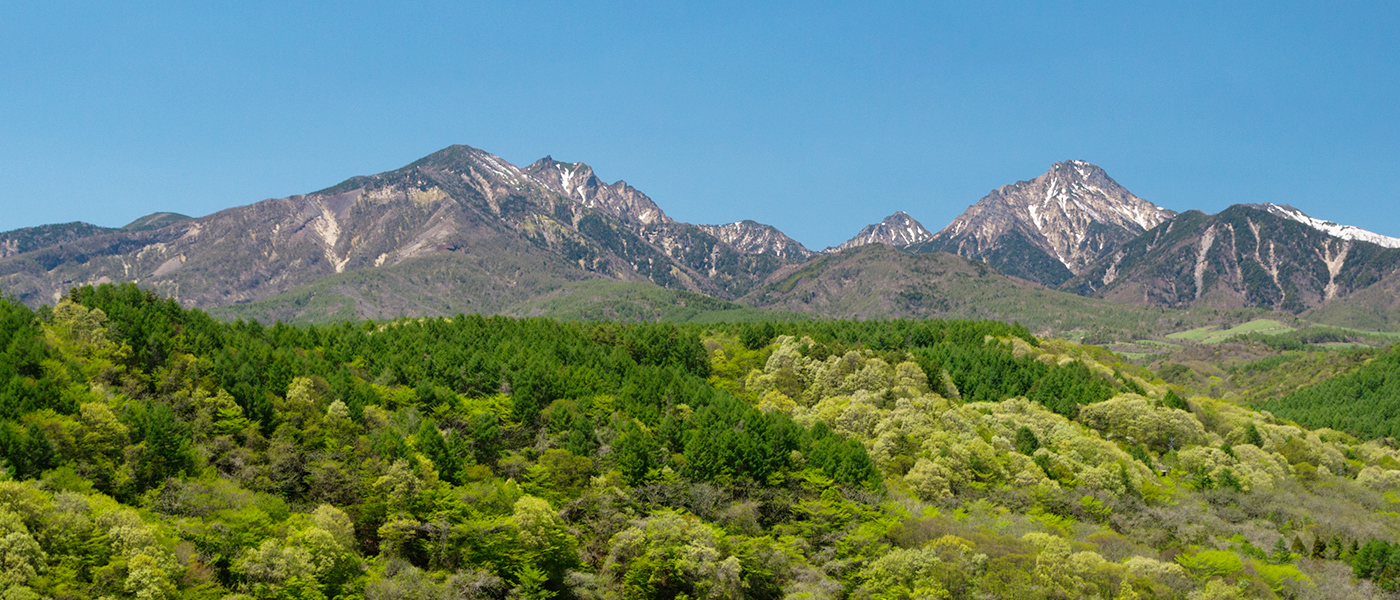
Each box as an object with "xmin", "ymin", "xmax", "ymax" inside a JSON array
[{"xmin": 1259, "ymin": 203, "xmax": 1400, "ymax": 249}]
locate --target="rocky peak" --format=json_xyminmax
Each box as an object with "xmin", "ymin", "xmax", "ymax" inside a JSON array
[
  {"xmin": 698, "ymin": 220, "xmax": 814, "ymax": 259},
  {"xmin": 927, "ymin": 160, "xmax": 1174, "ymax": 282},
  {"xmin": 828, "ymin": 211, "xmax": 933, "ymax": 252},
  {"xmin": 408, "ymin": 144, "xmax": 530, "ymax": 186},
  {"xmin": 525, "ymin": 157, "xmax": 672, "ymax": 226}
]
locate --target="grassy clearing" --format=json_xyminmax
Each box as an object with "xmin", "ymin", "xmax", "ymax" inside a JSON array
[{"xmin": 1166, "ymin": 319, "xmax": 1295, "ymax": 343}]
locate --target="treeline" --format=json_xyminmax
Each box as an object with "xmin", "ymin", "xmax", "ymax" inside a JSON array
[{"xmin": 726, "ymin": 319, "xmax": 1036, "ymax": 353}]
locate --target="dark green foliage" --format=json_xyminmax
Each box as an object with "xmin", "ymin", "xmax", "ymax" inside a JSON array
[
  {"xmin": 417, "ymin": 420, "xmax": 456, "ymax": 483},
  {"xmin": 133, "ymin": 402, "xmax": 197, "ymax": 491},
  {"xmin": 913, "ymin": 344, "xmax": 1049, "ymax": 404},
  {"xmin": 1027, "ymin": 361, "xmax": 1116, "ymax": 418},
  {"xmin": 1261, "ymin": 346, "xmax": 1400, "ymax": 439},
  {"xmin": 1245, "ymin": 422, "xmax": 1265, "ymax": 447},
  {"xmin": 1164, "ymin": 389, "xmax": 1189, "ymax": 411},
  {"xmin": 1014, "ymin": 426, "xmax": 1040, "ymax": 455},
  {"xmin": 740, "ymin": 322, "xmax": 777, "ymax": 350},
  {"xmin": 1352, "ymin": 538, "xmax": 1400, "ymax": 590},
  {"xmin": 613, "ymin": 420, "xmax": 658, "ymax": 486}
]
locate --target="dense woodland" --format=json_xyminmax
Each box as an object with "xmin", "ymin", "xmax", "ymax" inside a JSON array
[{"xmin": 1, "ymin": 284, "xmax": 1399, "ymax": 599}]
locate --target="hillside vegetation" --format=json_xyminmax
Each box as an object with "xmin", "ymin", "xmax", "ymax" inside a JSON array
[
  {"xmin": 1260, "ymin": 348, "xmax": 1400, "ymax": 439},
  {"xmin": 0, "ymin": 283, "xmax": 1399, "ymax": 599}
]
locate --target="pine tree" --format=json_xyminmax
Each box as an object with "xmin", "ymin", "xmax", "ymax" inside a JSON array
[
  {"xmin": 21, "ymin": 424, "xmax": 54, "ymax": 478},
  {"xmin": 417, "ymin": 419, "xmax": 456, "ymax": 483},
  {"xmin": 1245, "ymin": 423, "xmax": 1265, "ymax": 447},
  {"xmin": 1163, "ymin": 389, "xmax": 1189, "ymax": 411},
  {"xmin": 1014, "ymin": 426, "xmax": 1040, "ymax": 455}
]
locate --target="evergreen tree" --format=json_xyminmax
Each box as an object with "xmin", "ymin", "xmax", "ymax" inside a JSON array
[
  {"xmin": 1014, "ymin": 426, "xmax": 1040, "ymax": 455},
  {"xmin": 1163, "ymin": 389, "xmax": 1189, "ymax": 411},
  {"xmin": 1244, "ymin": 422, "xmax": 1265, "ymax": 447}
]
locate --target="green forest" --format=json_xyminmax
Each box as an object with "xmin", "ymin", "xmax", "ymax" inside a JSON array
[{"xmin": 2, "ymin": 283, "xmax": 1400, "ymax": 599}]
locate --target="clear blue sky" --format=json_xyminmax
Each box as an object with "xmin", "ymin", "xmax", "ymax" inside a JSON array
[{"xmin": 3, "ymin": 1, "xmax": 1398, "ymax": 249}]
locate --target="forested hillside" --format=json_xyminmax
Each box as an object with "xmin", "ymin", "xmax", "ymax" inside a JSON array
[
  {"xmin": 1260, "ymin": 348, "xmax": 1400, "ymax": 439},
  {"xmin": 1, "ymin": 284, "xmax": 1399, "ymax": 599}
]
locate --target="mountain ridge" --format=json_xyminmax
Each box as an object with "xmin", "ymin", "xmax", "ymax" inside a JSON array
[
  {"xmin": 6, "ymin": 146, "xmax": 1400, "ymax": 331},
  {"xmin": 911, "ymin": 159, "xmax": 1176, "ymax": 286},
  {"xmin": 827, "ymin": 211, "xmax": 934, "ymax": 253}
]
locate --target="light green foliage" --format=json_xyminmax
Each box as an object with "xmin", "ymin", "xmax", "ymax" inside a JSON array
[
  {"xmin": 1186, "ymin": 579, "xmax": 1246, "ymax": 600},
  {"xmin": 126, "ymin": 552, "xmax": 175, "ymax": 600},
  {"xmin": 44, "ymin": 299, "xmax": 129, "ymax": 381},
  {"xmin": 605, "ymin": 511, "xmax": 743, "ymax": 600},
  {"xmin": 512, "ymin": 495, "xmax": 577, "ymax": 573},
  {"xmin": 1, "ymin": 288, "xmax": 1399, "ymax": 599},
  {"xmin": 1176, "ymin": 549, "xmax": 1245, "ymax": 578},
  {"xmin": 1078, "ymin": 394, "xmax": 1206, "ymax": 452},
  {"xmin": 0, "ymin": 530, "xmax": 46, "ymax": 588},
  {"xmin": 852, "ymin": 546, "xmax": 949, "ymax": 599}
]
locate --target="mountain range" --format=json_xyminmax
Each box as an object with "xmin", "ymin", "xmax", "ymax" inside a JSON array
[{"xmin": 4, "ymin": 144, "xmax": 1400, "ymax": 334}]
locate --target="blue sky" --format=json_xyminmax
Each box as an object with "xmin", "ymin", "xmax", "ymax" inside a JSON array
[{"xmin": 3, "ymin": 1, "xmax": 1398, "ymax": 249}]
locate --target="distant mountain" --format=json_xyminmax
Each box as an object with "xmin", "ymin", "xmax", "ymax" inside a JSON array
[
  {"xmin": 0, "ymin": 145, "xmax": 808, "ymax": 315},
  {"xmin": 122, "ymin": 212, "xmax": 193, "ymax": 231},
  {"xmin": 911, "ymin": 160, "xmax": 1175, "ymax": 286},
  {"xmin": 1302, "ymin": 264, "xmax": 1400, "ymax": 331},
  {"xmin": 697, "ymin": 220, "xmax": 814, "ymax": 259},
  {"xmin": 0, "ymin": 222, "xmax": 116, "ymax": 259},
  {"xmin": 1067, "ymin": 204, "xmax": 1400, "ymax": 312},
  {"xmin": 741, "ymin": 244, "xmax": 1214, "ymax": 336},
  {"xmin": 8, "ymin": 147, "xmax": 1400, "ymax": 332},
  {"xmin": 523, "ymin": 156, "xmax": 672, "ymax": 226},
  {"xmin": 827, "ymin": 211, "xmax": 933, "ymax": 252}
]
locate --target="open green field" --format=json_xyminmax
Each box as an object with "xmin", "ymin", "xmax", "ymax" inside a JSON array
[{"xmin": 1166, "ymin": 318, "xmax": 1295, "ymax": 343}]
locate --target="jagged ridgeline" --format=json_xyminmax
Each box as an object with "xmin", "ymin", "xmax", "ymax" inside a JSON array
[{"xmin": 2, "ymin": 283, "xmax": 1400, "ymax": 598}]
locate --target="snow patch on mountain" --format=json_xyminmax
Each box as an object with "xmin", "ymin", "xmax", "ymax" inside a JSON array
[
  {"xmin": 828, "ymin": 212, "xmax": 933, "ymax": 252},
  {"xmin": 1261, "ymin": 204, "xmax": 1400, "ymax": 249}
]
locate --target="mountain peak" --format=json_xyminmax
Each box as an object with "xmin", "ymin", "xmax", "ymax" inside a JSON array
[
  {"xmin": 698, "ymin": 220, "xmax": 814, "ymax": 259},
  {"xmin": 919, "ymin": 161, "xmax": 1175, "ymax": 285},
  {"xmin": 519, "ymin": 156, "xmax": 670, "ymax": 226},
  {"xmin": 828, "ymin": 211, "xmax": 933, "ymax": 253},
  {"xmin": 525, "ymin": 156, "xmax": 598, "ymax": 196}
]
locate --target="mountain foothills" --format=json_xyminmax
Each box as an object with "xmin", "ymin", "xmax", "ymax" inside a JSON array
[
  {"xmin": 3, "ymin": 284, "xmax": 1400, "ymax": 599},
  {"xmin": 3, "ymin": 144, "xmax": 1400, "ymax": 331}
]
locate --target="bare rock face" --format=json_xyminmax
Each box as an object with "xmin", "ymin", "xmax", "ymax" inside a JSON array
[
  {"xmin": 828, "ymin": 212, "xmax": 934, "ymax": 252},
  {"xmin": 698, "ymin": 220, "xmax": 814, "ymax": 259},
  {"xmin": 524, "ymin": 157, "xmax": 672, "ymax": 226},
  {"xmin": 1068, "ymin": 204, "xmax": 1400, "ymax": 312},
  {"xmin": 0, "ymin": 144, "xmax": 814, "ymax": 313},
  {"xmin": 915, "ymin": 160, "xmax": 1175, "ymax": 286}
]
